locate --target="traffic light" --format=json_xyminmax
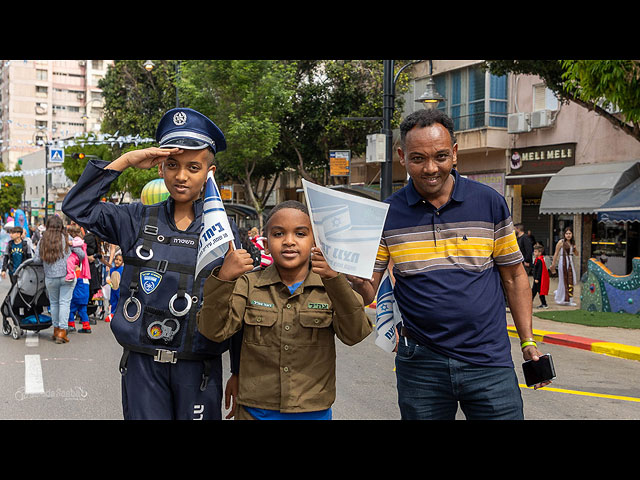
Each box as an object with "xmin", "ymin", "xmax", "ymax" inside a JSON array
[{"xmin": 72, "ymin": 152, "xmax": 85, "ymax": 160}]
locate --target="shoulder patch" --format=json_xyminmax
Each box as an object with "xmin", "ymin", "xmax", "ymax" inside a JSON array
[{"xmin": 140, "ymin": 271, "xmax": 162, "ymax": 294}]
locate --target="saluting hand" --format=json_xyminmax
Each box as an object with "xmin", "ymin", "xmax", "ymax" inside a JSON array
[
  {"xmin": 106, "ymin": 147, "xmax": 183, "ymax": 172},
  {"xmin": 217, "ymin": 241, "xmax": 255, "ymax": 281},
  {"xmin": 311, "ymin": 247, "xmax": 338, "ymax": 280}
]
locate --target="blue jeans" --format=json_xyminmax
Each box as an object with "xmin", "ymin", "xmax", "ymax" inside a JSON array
[
  {"xmin": 395, "ymin": 337, "xmax": 524, "ymax": 420},
  {"xmin": 45, "ymin": 276, "xmax": 76, "ymax": 330}
]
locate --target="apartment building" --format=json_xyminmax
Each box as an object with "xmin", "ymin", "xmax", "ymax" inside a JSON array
[
  {"xmin": 0, "ymin": 60, "xmax": 113, "ymax": 220},
  {"xmin": 0, "ymin": 59, "xmax": 112, "ymax": 170}
]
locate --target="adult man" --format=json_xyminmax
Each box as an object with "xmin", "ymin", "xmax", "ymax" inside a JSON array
[
  {"xmin": 515, "ymin": 223, "xmax": 534, "ymax": 273},
  {"xmin": 352, "ymin": 109, "xmax": 547, "ymax": 420}
]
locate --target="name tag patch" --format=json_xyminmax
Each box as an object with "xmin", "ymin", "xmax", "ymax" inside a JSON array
[
  {"xmin": 251, "ymin": 300, "xmax": 274, "ymax": 308},
  {"xmin": 171, "ymin": 236, "xmax": 197, "ymax": 248},
  {"xmin": 308, "ymin": 303, "xmax": 329, "ymax": 310},
  {"xmin": 140, "ymin": 271, "xmax": 162, "ymax": 294}
]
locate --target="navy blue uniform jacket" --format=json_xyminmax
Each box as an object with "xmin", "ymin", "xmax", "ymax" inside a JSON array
[{"xmin": 62, "ymin": 159, "xmax": 241, "ymax": 369}]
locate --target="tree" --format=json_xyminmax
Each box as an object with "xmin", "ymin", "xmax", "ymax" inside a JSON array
[
  {"xmin": 63, "ymin": 136, "xmax": 158, "ymax": 202},
  {"xmin": 275, "ymin": 60, "xmax": 412, "ymax": 184},
  {"xmin": 0, "ymin": 162, "xmax": 24, "ymax": 220},
  {"xmin": 484, "ymin": 60, "xmax": 640, "ymax": 142},
  {"xmin": 178, "ymin": 60, "xmax": 297, "ymax": 228},
  {"xmin": 98, "ymin": 60, "xmax": 179, "ymax": 138}
]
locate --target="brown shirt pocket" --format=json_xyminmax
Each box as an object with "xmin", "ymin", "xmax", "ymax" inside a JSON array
[
  {"xmin": 298, "ymin": 309, "xmax": 333, "ymax": 345},
  {"xmin": 243, "ymin": 306, "xmax": 278, "ymax": 345}
]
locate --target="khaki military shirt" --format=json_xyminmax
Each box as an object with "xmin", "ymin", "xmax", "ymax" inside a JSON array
[{"xmin": 197, "ymin": 265, "xmax": 373, "ymax": 413}]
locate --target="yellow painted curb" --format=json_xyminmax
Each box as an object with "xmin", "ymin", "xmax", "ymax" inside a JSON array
[
  {"xmin": 506, "ymin": 326, "xmax": 560, "ymax": 343},
  {"xmin": 591, "ymin": 342, "xmax": 640, "ymax": 362}
]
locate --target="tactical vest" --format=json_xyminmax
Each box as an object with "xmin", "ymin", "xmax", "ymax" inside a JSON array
[{"xmin": 112, "ymin": 204, "xmax": 230, "ymax": 365}]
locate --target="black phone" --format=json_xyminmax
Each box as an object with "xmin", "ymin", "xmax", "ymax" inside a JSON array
[{"xmin": 522, "ymin": 354, "xmax": 556, "ymax": 387}]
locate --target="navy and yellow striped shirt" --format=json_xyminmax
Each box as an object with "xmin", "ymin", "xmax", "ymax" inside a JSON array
[{"xmin": 375, "ymin": 169, "xmax": 522, "ymax": 367}]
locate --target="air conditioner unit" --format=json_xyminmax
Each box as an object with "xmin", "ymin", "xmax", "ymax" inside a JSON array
[
  {"xmin": 531, "ymin": 109, "xmax": 553, "ymax": 129},
  {"xmin": 507, "ymin": 112, "xmax": 531, "ymax": 134},
  {"xmin": 77, "ymin": 92, "xmax": 85, "ymax": 100},
  {"xmin": 366, "ymin": 133, "xmax": 386, "ymax": 163},
  {"xmin": 78, "ymin": 60, "xmax": 86, "ymax": 67}
]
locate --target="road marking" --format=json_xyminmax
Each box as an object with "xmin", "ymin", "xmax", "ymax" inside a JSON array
[
  {"xmin": 25, "ymin": 331, "xmax": 39, "ymax": 347},
  {"xmin": 520, "ymin": 384, "xmax": 640, "ymax": 403},
  {"xmin": 24, "ymin": 354, "xmax": 44, "ymax": 395}
]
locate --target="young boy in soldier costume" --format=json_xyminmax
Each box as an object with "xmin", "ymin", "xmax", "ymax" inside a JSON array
[
  {"xmin": 198, "ymin": 200, "xmax": 373, "ymax": 420},
  {"xmin": 63, "ymin": 108, "xmax": 241, "ymax": 420}
]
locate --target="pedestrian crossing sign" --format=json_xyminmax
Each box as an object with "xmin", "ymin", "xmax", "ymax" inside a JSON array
[{"xmin": 49, "ymin": 148, "xmax": 64, "ymax": 163}]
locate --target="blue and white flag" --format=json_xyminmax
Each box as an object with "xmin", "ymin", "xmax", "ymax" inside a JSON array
[
  {"xmin": 302, "ymin": 179, "xmax": 389, "ymax": 279},
  {"xmin": 374, "ymin": 271, "xmax": 402, "ymax": 353},
  {"xmin": 195, "ymin": 171, "xmax": 234, "ymax": 278}
]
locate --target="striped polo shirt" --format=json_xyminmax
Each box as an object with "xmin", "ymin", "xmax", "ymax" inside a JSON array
[{"xmin": 375, "ymin": 168, "xmax": 523, "ymax": 367}]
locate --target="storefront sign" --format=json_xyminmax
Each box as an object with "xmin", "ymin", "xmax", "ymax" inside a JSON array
[{"xmin": 510, "ymin": 143, "xmax": 576, "ymax": 174}]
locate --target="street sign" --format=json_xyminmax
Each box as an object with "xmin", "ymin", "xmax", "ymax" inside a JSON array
[
  {"xmin": 329, "ymin": 150, "xmax": 350, "ymax": 177},
  {"xmin": 49, "ymin": 148, "xmax": 65, "ymax": 163}
]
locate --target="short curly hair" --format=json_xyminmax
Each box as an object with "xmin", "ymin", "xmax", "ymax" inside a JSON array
[
  {"xmin": 265, "ymin": 200, "xmax": 309, "ymax": 234},
  {"xmin": 399, "ymin": 109, "xmax": 456, "ymax": 147}
]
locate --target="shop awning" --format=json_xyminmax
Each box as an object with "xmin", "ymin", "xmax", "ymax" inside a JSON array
[
  {"xmin": 539, "ymin": 160, "xmax": 640, "ymax": 215},
  {"xmin": 596, "ymin": 177, "xmax": 640, "ymax": 222}
]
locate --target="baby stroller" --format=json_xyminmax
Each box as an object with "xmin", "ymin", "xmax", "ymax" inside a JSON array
[{"xmin": 1, "ymin": 258, "xmax": 51, "ymax": 340}]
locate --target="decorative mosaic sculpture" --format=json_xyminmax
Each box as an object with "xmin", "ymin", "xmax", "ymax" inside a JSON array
[{"xmin": 581, "ymin": 257, "xmax": 640, "ymax": 314}]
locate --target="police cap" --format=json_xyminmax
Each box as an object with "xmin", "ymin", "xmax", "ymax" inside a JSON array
[{"xmin": 156, "ymin": 107, "xmax": 226, "ymax": 153}]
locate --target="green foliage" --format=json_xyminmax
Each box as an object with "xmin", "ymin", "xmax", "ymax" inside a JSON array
[
  {"xmin": 98, "ymin": 60, "xmax": 179, "ymax": 138},
  {"xmin": 561, "ymin": 60, "xmax": 640, "ymax": 124},
  {"xmin": 178, "ymin": 60, "xmax": 297, "ymax": 210},
  {"xmin": 63, "ymin": 135, "xmax": 158, "ymax": 200},
  {"xmin": 0, "ymin": 162, "xmax": 24, "ymax": 218},
  {"xmin": 484, "ymin": 60, "xmax": 640, "ymax": 138}
]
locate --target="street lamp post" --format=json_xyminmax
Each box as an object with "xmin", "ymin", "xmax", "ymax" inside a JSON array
[{"xmin": 380, "ymin": 60, "xmax": 446, "ymax": 201}]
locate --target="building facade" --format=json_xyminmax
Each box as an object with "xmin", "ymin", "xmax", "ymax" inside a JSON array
[
  {"xmin": 0, "ymin": 59, "xmax": 112, "ymax": 170},
  {"xmin": 0, "ymin": 60, "xmax": 112, "ymax": 222},
  {"xmin": 401, "ymin": 60, "xmax": 640, "ymax": 276}
]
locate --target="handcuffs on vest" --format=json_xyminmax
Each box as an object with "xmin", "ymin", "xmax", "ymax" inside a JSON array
[{"xmin": 123, "ymin": 208, "xmax": 195, "ymax": 323}]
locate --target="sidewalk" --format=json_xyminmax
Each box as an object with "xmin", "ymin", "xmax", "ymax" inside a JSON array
[{"xmin": 507, "ymin": 276, "xmax": 640, "ymax": 362}]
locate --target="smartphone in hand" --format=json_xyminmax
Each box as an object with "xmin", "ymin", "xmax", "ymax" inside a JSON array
[{"xmin": 522, "ymin": 354, "xmax": 556, "ymax": 387}]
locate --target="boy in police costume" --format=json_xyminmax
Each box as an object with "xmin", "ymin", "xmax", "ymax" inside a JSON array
[{"xmin": 62, "ymin": 108, "xmax": 241, "ymax": 420}]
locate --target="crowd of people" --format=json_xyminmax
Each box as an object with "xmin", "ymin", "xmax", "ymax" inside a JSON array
[{"xmin": 0, "ymin": 215, "xmax": 124, "ymax": 344}]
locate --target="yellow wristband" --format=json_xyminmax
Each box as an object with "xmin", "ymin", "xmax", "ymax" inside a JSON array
[{"xmin": 521, "ymin": 340, "xmax": 537, "ymax": 349}]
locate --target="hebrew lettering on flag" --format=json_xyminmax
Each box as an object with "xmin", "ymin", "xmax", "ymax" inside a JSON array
[
  {"xmin": 195, "ymin": 171, "xmax": 234, "ymax": 278},
  {"xmin": 374, "ymin": 271, "xmax": 402, "ymax": 353},
  {"xmin": 302, "ymin": 179, "xmax": 389, "ymax": 279}
]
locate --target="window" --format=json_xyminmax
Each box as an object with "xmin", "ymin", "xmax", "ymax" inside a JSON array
[
  {"xmin": 533, "ymin": 84, "xmax": 559, "ymax": 111},
  {"xmin": 423, "ymin": 65, "xmax": 508, "ymax": 131}
]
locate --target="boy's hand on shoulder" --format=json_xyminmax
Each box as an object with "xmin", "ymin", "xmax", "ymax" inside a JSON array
[
  {"xmin": 217, "ymin": 241, "xmax": 255, "ymax": 281},
  {"xmin": 311, "ymin": 247, "xmax": 338, "ymax": 280},
  {"xmin": 107, "ymin": 147, "xmax": 183, "ymax": 171}
]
